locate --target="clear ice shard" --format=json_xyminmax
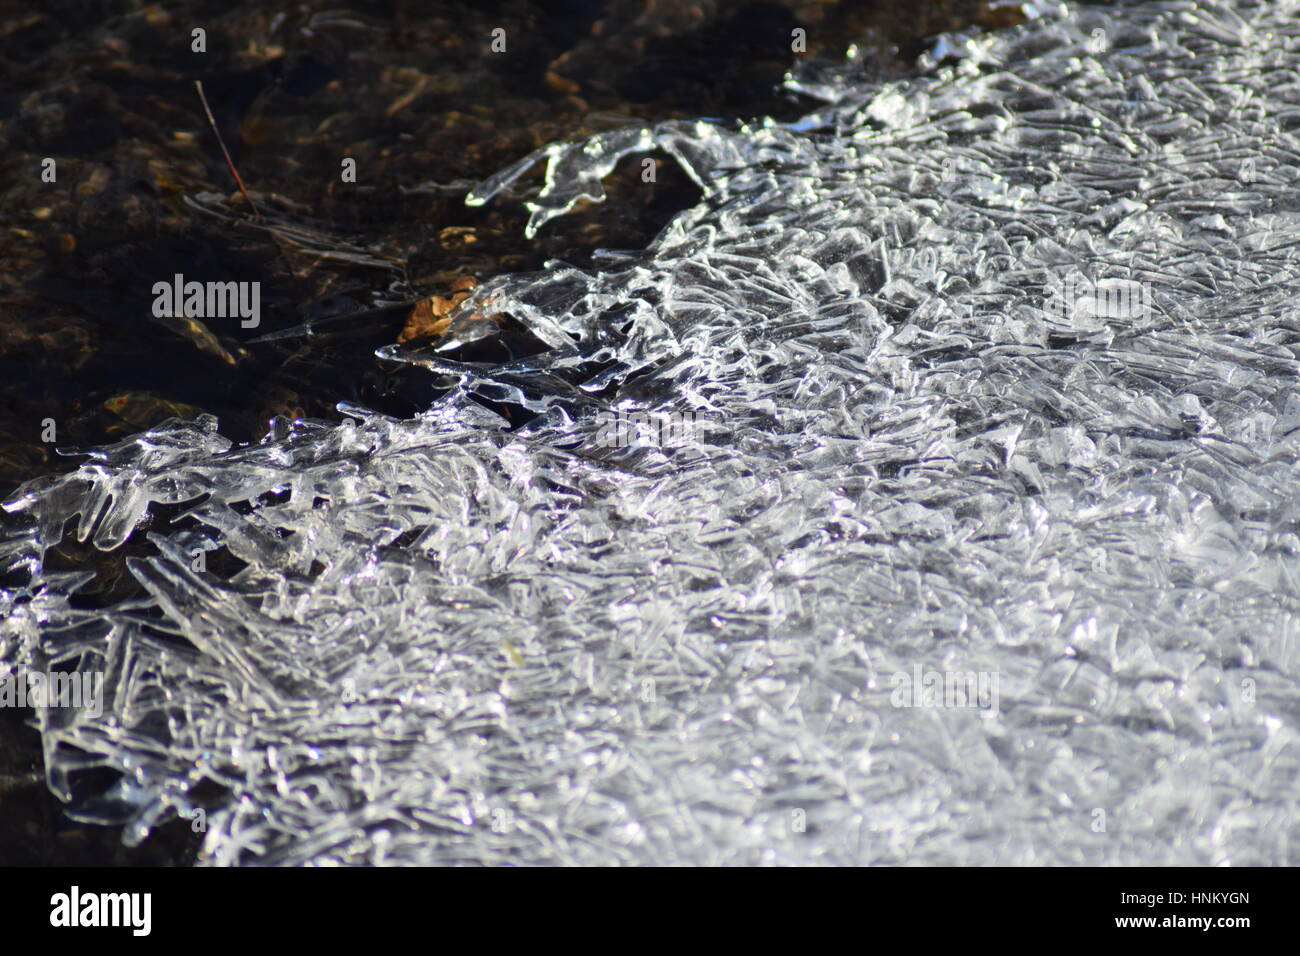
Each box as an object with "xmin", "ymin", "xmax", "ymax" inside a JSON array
[{"xmin": 4, "ymin": 0, "xmax": 1300, "ymax": 864}]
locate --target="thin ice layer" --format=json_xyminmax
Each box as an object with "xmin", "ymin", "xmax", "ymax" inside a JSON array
[{"xmin": 3, "ymin": 0, "xmax": 1300, "ymax": 865}]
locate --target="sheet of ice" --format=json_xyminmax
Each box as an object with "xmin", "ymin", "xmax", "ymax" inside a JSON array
[{"xmin": 4, "ymin": 0, "xmax": 1300, "ymax": 864}]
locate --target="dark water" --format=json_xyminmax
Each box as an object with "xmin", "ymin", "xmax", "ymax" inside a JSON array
[{"xmin": 0, "ymin": 0, "xmax": 1035, "ymax": 864}]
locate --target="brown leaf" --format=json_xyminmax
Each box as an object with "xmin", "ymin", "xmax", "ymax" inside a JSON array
[{"xmin": 398, "ymin": 276, "xmax": 480, "ymax": 343}]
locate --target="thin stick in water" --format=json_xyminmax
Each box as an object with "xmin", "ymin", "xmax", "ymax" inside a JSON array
[{"xmin": 194, "ymin": 80, "xmax": 261, "ymax": 220}]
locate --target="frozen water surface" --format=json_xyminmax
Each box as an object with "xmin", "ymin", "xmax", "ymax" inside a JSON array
[{"xmin": 5, "ymin": 0, "xmax": 1300, "ymax": 864}]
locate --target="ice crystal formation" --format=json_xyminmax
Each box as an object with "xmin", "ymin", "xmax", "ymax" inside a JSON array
[{"xmin": 4, "ymin": 0, "xmax": 1300, "ymax": 864}]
